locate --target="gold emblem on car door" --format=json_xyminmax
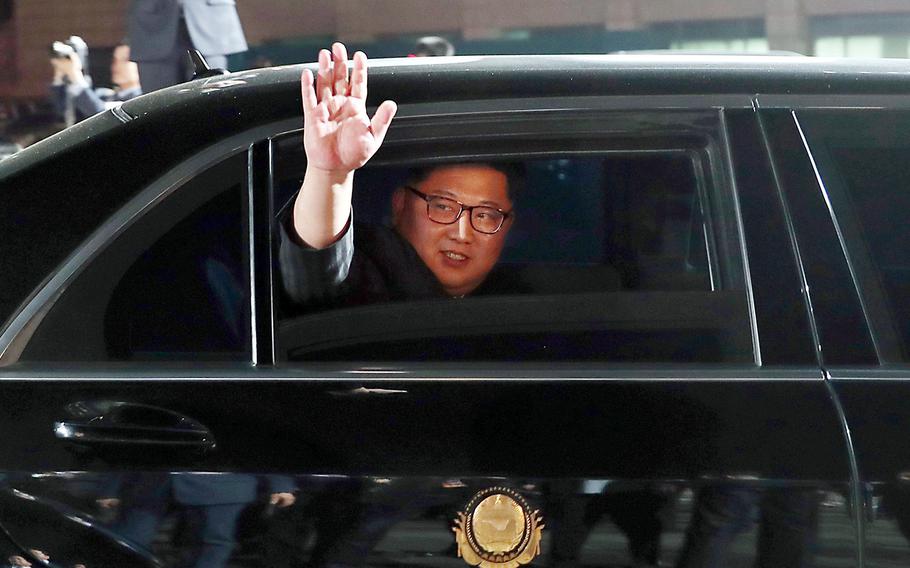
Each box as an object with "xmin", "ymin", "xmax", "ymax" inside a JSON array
[{"xmin": 453, "ymin": 487, "xmax": 544, "ymax": 568}]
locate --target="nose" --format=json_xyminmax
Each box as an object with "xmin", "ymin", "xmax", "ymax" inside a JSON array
[{"xmin": 449, "ymin": 211, "xmax": 474, "ymax": 243}]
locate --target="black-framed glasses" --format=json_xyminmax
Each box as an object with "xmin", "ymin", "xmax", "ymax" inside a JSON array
[{"xmin": 405, "ymin": 186, "xmax": 512, "ymax": 234}]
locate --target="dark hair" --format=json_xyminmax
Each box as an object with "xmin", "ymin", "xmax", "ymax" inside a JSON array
[{"xmin": 406, "ymin": 162, "xmax": 525, "ymax": 202}]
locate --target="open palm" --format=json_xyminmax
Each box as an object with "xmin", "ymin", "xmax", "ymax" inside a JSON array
[{"xmin": 302, "ymin": 43, "xmax": 396, "ymax": 173}]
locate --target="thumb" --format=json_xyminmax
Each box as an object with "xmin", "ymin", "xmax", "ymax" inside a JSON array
[{"xmin": 369, "ymin": 100, "xmax": 397, "ymax": 146}]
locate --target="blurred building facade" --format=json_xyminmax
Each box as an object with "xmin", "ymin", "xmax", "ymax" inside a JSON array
[{"xmin": 3, "ymin": 0, "xmax": 910, "ymax": 103}]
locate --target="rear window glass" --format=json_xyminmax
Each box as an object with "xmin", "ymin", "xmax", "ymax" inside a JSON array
[{"xmin": 18, "ymin": 152, "xmax": 250, "ymax": 362}]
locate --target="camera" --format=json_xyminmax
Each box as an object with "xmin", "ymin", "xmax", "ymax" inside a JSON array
[
  {"xmin": 49, "ymin": 36, "xmax": 88, "ymax": 61},
  {"xmin": 49, "ymin": 41, "xmax": 75, "ymax": 59}
]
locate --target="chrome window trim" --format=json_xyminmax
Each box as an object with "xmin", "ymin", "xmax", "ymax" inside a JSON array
[
  {"xmin": 756, "ymin": 94, "xmax": 910, "ymax": 110},
  {"xmin": 387, "ymin": 94, "xmax": 757, "ymax": 118},
  {"xmin": 0, "ymin": 364, "xmax": 824, "ymax": 382},
  {"xmin": 754, "ymin": 110, "xmax": 824, "ymax": 367},
  {"xmin": 720, "ymin": 105, "xmax": 762, "ymax": 366},
  {"xmin": 248, "ymin": 146, "xmax": 259, "ymax": 365}
]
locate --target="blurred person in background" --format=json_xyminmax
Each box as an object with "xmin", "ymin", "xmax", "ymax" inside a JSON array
[
  {"xmin": 5, "ymin": 555, "xmax": 31, "ymax": 568},
  {"xmin": 412, "ymin": 36, "xmax": 455, "ymax": 57},
  {"xmin": 47, "ymin": 35, "xmax": 91, "ymax": 125},
  {"xmin": 50, "ymin": 41, "xmax": 142, "ymax": 125},
  {"xmin": 127, "ymin": 0, "xmax": 247, "ymax": 92}
]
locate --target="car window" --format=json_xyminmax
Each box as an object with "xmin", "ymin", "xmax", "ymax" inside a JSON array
[
  {"xmin": 18, "ymin": 151, "xmax": 250, "ymax": 362},
  {"xmin": 272, "ymin": 110, "xmax": 755, "ymax": 364},
  {"xmin": 798, "ymin": 110, "xmax": 910, "ymax": 364}
]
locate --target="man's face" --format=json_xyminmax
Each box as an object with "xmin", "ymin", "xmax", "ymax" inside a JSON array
[
  {"xmin": 393, "ymin": 164, "xmax": 513, "ymax": 296},
  {"xmin": 111, "ymin": 45, "xmax": 139, "ymax": 88}
]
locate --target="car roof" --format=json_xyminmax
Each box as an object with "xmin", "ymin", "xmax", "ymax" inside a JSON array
[
  {"xmin": 87, "ymin": 54, "xmax": 908, "ymax": 165},
  {"xmin": 121, "ymin": 53, "xmax": 910, "ymax": 119}
]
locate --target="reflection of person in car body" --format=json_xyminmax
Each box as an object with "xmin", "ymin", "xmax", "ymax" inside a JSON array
[{"xmin": 279, "ymin": 43, "xmax": 516, "ymax": 305}]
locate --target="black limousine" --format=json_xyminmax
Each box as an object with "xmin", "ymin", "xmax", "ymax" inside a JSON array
[{"xmin": 2, "ymin": 53, "xmax": 910, "ymax": 568}]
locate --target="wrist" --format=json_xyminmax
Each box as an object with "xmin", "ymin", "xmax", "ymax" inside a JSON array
[
  {"xmin": 66, "ymin": 71, "xmax": 87, "ymax": 87},
  {"xmin": 304, "ymin": 164, "xmax": 354, "ymax": 188}
]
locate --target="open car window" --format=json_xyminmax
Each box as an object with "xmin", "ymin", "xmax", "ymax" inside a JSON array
[{"xmin": 272, "ymin": 110, "xmax": 754, "ymax": 364}]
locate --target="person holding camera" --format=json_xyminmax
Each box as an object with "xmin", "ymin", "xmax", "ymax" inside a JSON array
[{"xmin": 50, "ymin": 40, "xmax": 142, "ymax": 126}]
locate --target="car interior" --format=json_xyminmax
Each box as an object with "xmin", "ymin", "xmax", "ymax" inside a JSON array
[{"xmin": 273, "ymin": 138, "xmax": 753, "ymax": 364}]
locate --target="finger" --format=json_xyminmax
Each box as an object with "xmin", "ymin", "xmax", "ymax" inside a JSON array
[
  {"xmin": 369, "ymin": 100, "xmax": 397, "ymax": 146},
  {"xmin": 316, "ymin": 48, "xmax": 332, "ymax": 102},
  {"xmin": 332, "ymin": 42, "xmax": 349, "ymax": 95},
  {"xmin": 270, "ymin": 494, "xmax": 279, "ymax": 505},
  {"xmin": 300, "ymin": 69, "xmax": 317, "ymax": 121},
  {"xmin": 350, "ymin": 51, "xmax": 368, "ymax": 100}
]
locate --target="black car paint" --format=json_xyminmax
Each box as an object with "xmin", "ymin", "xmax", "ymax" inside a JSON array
[{"xmin": 2, "ymin": 55, "xmax": 910, "ymax": 566}]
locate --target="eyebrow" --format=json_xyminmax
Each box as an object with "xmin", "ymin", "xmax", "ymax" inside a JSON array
[{"xmin": 434, "ymin": 189, "xmax": 507, "ymax": 209}]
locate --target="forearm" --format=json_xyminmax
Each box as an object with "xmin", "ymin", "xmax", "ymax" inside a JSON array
[
  {"xmin": 293, "ymin": 165, "xmax": 354, "ymax": 249},
  {"xmin": 71, "ymin": 87, "xmax": 106, "ymax": 117},
  {"xmin": 278, "ymin": 212, "xmax": 354, "ymax": 305}
]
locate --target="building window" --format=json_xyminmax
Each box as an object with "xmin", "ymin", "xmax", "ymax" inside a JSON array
[
  {"xmin": 814, "ymin": 35, "xmax": 909, "ymax": 58},
  {"xmin": 670, "ymin": 38, "xmax": 769, "ymax": 53}
]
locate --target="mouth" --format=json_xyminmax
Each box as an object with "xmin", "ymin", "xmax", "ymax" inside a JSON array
[{"xmin": 442, "ymin": 250, "xmax": 469, "ymax": 262}]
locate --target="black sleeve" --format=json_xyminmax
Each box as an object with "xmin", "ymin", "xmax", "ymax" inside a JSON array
[
  {"xmin": 48, "ymin": 84, "xmax": 67, "ymax": 119},
  {"xmin": 277, "ymin": 210, "xmax": 354, "ymax": 305},
  {"xmin": 71, "ymin": 87, "xmax": 108, "ymax": 117}
]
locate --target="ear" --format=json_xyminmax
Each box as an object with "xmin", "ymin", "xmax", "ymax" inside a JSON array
[{"xmin": 391, "ymin": 187, "xmax": 406, "ymax": 225}]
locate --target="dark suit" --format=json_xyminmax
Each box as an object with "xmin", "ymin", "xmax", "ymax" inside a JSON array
[
  {"xmin": 127, "ymin": 0, "xmax": 248, "ymax": 92},
  {"xmin": 278, "ymin": 217, "xmax": 445, "ymax": 309}
]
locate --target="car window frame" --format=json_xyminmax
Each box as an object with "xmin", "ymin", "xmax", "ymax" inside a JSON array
[
  {"xmin": 0, "ymin": 95, "xmax": 831, "ymax": 374},
  {"xmin": 266, "ymin": 99, "xmax": 766, "ymax": 369}
]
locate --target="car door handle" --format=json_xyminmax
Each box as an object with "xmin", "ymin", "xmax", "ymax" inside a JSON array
[{"xmin": 54, "ymin": 401, "xmax": 215, "ymax": 448}]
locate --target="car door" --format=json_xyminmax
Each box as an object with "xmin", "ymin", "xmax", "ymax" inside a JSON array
[
  {"xmin": 0, "ymin": 96, "xmax": 856, "ymax": 568},
  {"xmin": 776, "ymin": 103, "xmax": 910, "ymax": 567},
  {"xmin": 266, "ymin": 99, "xmax": 856, "ymax": 567}
]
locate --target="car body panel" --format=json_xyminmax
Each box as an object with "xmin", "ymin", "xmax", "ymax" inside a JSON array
[{"xmin": 7, "ymin": 54, "xmax": 910, "ymax": 566}]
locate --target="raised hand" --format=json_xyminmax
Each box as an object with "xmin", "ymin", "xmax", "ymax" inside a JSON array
[{"xmin": 301, "ymin": 42, "xmax": 397, "ymax": 174}]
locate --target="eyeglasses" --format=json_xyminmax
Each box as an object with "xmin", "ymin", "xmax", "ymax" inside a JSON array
[{"xmin": 405, "ymin": 186, "xmax": 512, "ymax": 235}]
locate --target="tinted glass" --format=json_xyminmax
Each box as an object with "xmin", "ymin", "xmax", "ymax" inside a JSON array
[
  {"xmin": 272, "ymin": 112, "xmax": 754, "ymax": 364},
  {"xmin": 725, "ymin": 110, "xmax": 817, "ymax": 366},
  {"xmin": 798, "ymin": 110, "xmax": 910, "ymax": 364},
  {"xmin": 19, "ymin": 152, "xmax": 250, "ymax": 362}
]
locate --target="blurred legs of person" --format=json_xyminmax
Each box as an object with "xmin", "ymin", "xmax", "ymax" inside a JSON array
[
  {"xmin": 180, "ymin": 503, "xmax": 247, "ymax": 568},
  {"xmin": 676, "ymin": 486, "xmax": 819, "ymax": 568}
]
